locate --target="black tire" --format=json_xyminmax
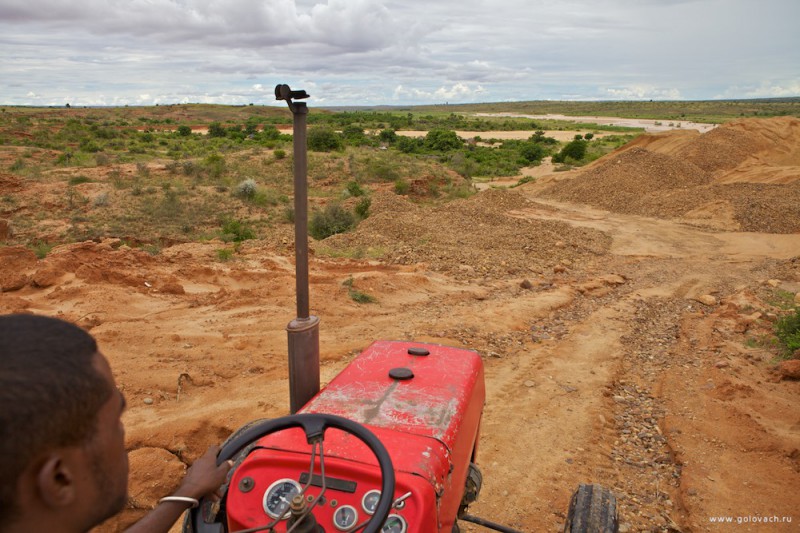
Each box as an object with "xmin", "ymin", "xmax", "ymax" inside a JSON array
[{"xmin": 563, "ymin": 484, "xmax": 618, "ymax": 533}]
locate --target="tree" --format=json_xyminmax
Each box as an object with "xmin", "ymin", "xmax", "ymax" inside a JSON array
[
  {"xmin": 519, "ymin": 142, "xmax": 546, "ymax": 163},
  {"xmin": 379, "ymin": 128, "xmax": 397, "ymax": 143},
  {"xmin": 552, "ymin": 139, "xmax": 588, "ymax": 163},
  {"xmin": 424, "ymin": 129, "xmax": 462, "ymax": 152}
]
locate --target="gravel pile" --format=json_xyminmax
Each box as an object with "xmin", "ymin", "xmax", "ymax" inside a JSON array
[
  {"xmin": 539, "ymin": 147, "xmax": 710, "ymax": 215},
  {"xmin": 678, "ymin": 125, "xmax": 772, "ymax": 173},
  {"xmin": 538, "ymin": 118, "xmax": 800, "ymax": 234},
  {"xmin": 323, "ymin": 189, "xmax": 611, "ymax": 279}
]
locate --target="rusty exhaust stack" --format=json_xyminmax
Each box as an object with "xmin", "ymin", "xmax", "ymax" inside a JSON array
[{"xmin": 276, "ymin": 84, "xmax": 320, "ymax": 414}]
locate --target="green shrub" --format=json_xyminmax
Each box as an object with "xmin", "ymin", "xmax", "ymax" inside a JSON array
[
  {"xmin": 274, "ymin": 149, "xmax": 286, "ymax": 160},
  {"xmin": 220, "ymin": 218, "xmax": 256, "ymax": 242},
  {"xmin": 394, "ymin": 179, "xmax": 410, "ymax": 195},
  {"xmin": 379, "ymin": 129, "xmax": 397, "ymax": 143},
  {"xmin": 217, "ymin": 248, "xmax": 234, "ymax": 261},
  {"xmin": 776, "ymin": 307, "xmax": 800, "ymax": 356},
  {"xmin": 346, "ymin": 180, "xmax": 365, "ymax": 197},
  {"xmin": 309, "ymin": 203, "xmax": 355, "ymax": 240},
  {"xmin": 208, "ymin": 122, "xmax": 226, "ymax": 138},
  {"xmin": 552, "ymin": 139, "xmax": 588, "ymax": 163},
  {"xmin": 424, "ymin": 129, "xmax": 463, "ymax": 151},
  {"xmin": 31, "ymin": 241, "xmax": 53, "ymax": 259},
  {"xmin": 177, "ymin": 125, "xmax": 192, "ymax": 137},
  {"xmin": 355, "ymin": 197, "xmax": 371, "ymax": 219},
  {"xmin": 308, "ymin": 127, "xmax": 342, "ymax": 152}
]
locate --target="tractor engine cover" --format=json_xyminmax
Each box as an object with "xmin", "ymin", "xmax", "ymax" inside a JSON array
[{"xmin": 225, "ymin": 340, "xmax": 485, "ymax": 532}]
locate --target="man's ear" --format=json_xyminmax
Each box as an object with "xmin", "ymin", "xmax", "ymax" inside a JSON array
[{"xmin": 36, "ymin": 453, "xmax": 78, "ymax": 508}]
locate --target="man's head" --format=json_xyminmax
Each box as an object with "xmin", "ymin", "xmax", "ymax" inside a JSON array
[{"xmin": 0, "ymin": 314, "xmax": 129, "ymax": 532}]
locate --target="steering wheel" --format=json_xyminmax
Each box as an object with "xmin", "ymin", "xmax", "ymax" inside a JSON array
[{"xmin": 186, "ymin": 413, "xmax": 396, "ymax": 533}]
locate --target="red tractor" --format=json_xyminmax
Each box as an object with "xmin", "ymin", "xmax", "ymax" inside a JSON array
[
  {"xmin": 183, "ymin": 85, "xmax": 618, "ymax": 533},
  {"xmin": 184, "ymin": 340, "xmax": 617, "ymax": 533}
]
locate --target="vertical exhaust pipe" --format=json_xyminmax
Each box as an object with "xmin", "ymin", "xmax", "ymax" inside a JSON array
[{"xmin": 276, "ymin": 84, "xmax": 320, "ymax": 414}]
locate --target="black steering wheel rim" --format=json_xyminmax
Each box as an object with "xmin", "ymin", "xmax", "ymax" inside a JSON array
[{"xmin": 187, "ymin": 413, "xmax": 395, "ymax": 533}]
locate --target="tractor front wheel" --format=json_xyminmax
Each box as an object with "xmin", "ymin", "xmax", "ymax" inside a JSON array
[{"xmin": 563, "ymin": 484, "xmax": 618, "ymax": 533}]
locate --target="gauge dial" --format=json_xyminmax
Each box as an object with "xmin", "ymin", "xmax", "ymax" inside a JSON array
[
  {"xmin": 381, "ymin": 514, "xmax": 407, "ymax": 533},
  {"xmin": 333, "ymin": 504, "xmax": 359, "ymax": 531},
  {"xmin": 262, "ymin": 478, "xmax": 301, "ymax": 519},
  {"xmin": 362, "ymin": 489, "xmax": 381, "ymax": 515}
]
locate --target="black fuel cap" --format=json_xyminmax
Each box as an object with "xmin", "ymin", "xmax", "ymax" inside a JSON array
[
  {"xmin": 408, "ymin": 347, "xmax": 430, "ymax": 356},
  {"xmin": 389, "ymin": 367, "xmax": 414, "ymax": 380}
]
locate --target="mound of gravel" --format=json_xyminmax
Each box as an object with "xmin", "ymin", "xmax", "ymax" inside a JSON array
[
  {"xmin": 539, "ymin": 147, "xmax": 710, "ymax": 215},
  {"xmin": 537, "ymin": 118, "xmax": 800, "ymax": 234},
  {"xmin": 323, "ymin": 189, "xmax": 611, "ymax": 279},
  {"xmin": 678, "ymin": 125, "xmax": 772, "ymax": 173}
]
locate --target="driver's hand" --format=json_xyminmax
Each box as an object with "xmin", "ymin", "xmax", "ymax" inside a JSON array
[{"xmin": 175, "ymin": 445, "xmax": 234, "ymax": 501}]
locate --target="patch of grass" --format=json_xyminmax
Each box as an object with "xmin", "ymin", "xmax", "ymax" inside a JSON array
[
  {"xmin": 775, "ymin": 306, "xmax": 800, "ymax": 356},
  {"xmin": 342, "ymin": 276, "xmax": 377, "ymax": 304},
  {"xmin": 30, "ymin": 241, "xmax": 53, "ymax": 259},
  {"xmin": 394, "ymin": 178, "xmax": 410, "ymax": 195},
  {"xmin": 68, "ymin": 175, "xmax": 92, "ymax": 185},
  {"xmin": 768, "ymin": 289, "xmax": 797, "ymax": 310},
  {"xmin": 315, "ymin": 244, "xmax": 385, "ymax": 260},
  {"xmin": 216, "ymin": 248, "xmax": 234, "ymax": 261},
  {"xmin": 511, "ymin": 176, "xmax": 536, "ymax": 188}
]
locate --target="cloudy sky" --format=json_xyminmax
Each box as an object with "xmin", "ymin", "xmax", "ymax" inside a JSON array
[{"xmin": 1, "ymin": 0, "xmax": 798, "ymax": 107}]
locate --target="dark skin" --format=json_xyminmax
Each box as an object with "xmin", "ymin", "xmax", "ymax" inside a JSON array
[{"xmin": 8, "ymin": 352, "xmax": 233, "ymax": 533}]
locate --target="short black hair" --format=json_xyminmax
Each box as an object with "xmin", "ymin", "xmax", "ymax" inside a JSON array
[{"xmin": 0, "ymin": 314, "xmax": 112, "ymax": 521}]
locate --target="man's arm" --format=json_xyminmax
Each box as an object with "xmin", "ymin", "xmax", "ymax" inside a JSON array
[{"xmin": 125, "ymin": 445, "xmax": 233, "ymax": 533}]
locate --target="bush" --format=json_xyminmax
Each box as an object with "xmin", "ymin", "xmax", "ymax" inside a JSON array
[
  {"xmin": 177, "ymin": 125, "xmax": 192, "ymax": 137},
  {"xmin": 208, "ymin": 122, "xmax": 226, "ymax": 137},
  {"xmin": 308, "ymin": 127, "xmax": 342, "ymax": 152},
  {"xmin": 424, "ymin": 129, "xmax": 463, "ymax": 151},
  {"xmin": 552, "ymin": 139, "xmax": 588, "ymax": 163},
  {"xmin": 309, "ymin": 203, "xmax": 355, "ymax": 240},
  {"xmin": 355, "ymin": 197, "xmax": 371, "ymax": 219},
  {"xmin": 234, "ymin": 178, "xmax": 258, "ymax": 199},
  {"xmin": 220, "ymin": 218, "xmax": 256, "ymax": 242},
  {"xmin": 379, "ymin": 129, "xmax": 397, "ymax": 143},
  {"xmin": 346, "ymin": 181, "xmax": 365, "ymax": 197},
  {"xmin": 274, "ymin": 149, "xmax": 286, "ymax": 160},
  {"xmin": 776, "ymin": 307, "xmax": 800, "ymax": 355},
  {"xmin": 394, "ymin": 179, "xmax": 410, "ymax": 195},
  {"xmin": 216, "ymin": 248, "xmax": 234, "ymax": 261}
]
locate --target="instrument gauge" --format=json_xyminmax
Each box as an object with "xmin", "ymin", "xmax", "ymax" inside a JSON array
[
  {"xmin": 333, "ymin": 504, "xmax": 359, "ymax": 531},
  {"xmin": 361, "ymin": 489, "xmax": 381, "ymax": 515},
  {"xmin": 381, "ymin": 514, "xmax": 407, "ymax": 533},
  {"xmin": 262, "ymin": 478, "xmax": 302, "ymax": 519}
]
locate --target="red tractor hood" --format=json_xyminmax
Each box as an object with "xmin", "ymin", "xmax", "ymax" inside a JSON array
[{"xmin": 297, "ymin": 340, "xmax": 486, "ymax": 493}]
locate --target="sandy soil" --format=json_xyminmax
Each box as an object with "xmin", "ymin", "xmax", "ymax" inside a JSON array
[{"xmin": 1, "ymin": 117, "xmax": 799, "ymax": 533}]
